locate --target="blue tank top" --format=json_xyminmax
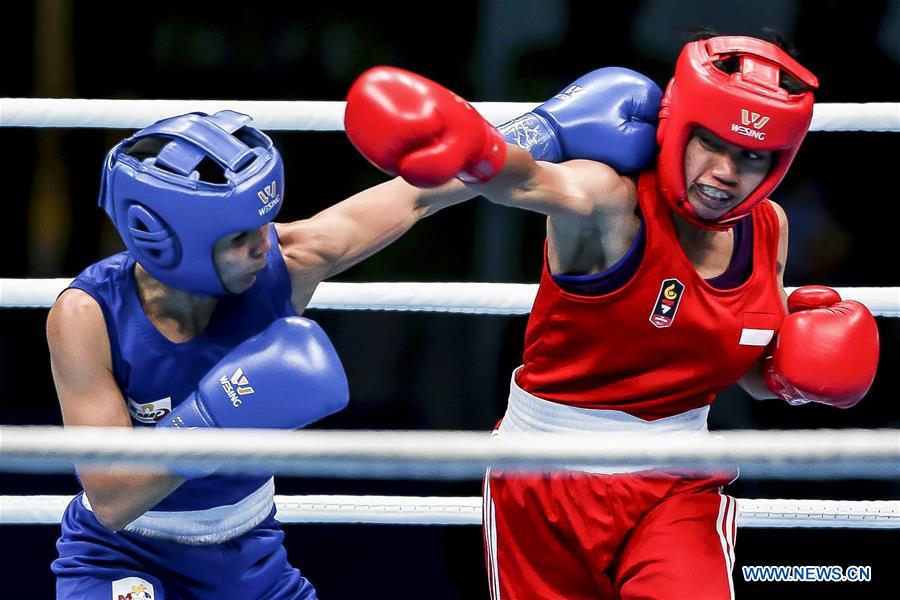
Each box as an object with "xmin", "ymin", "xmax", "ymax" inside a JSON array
[{"xmin": 68, "ymin": 224, "xmax": 296, "ymax": 511}]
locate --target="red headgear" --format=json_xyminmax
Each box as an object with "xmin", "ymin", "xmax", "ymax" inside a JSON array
[{"xmin": 656, "ymin": 36, "xmax": 819, "ymax": 229}]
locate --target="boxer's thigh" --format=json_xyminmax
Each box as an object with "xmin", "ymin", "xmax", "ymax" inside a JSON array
[
  {"xmin": 615, "ymin": 490, "xmax": 737, "ymax": 600},
  {"xmin": 484, "ymin": 470, "xmax": 620, "ymax": 600}
]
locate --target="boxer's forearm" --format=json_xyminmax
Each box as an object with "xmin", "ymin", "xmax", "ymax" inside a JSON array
[
  {"xmin": 78, "ymin": 468, "xmax": 184, "ymax": 531},
  {"xmin": 738, "ymin": 356, "xmax": 777, "ymax": 400},
  {"xmin": 279, "ymin": 176, "xmax": 476, "ymax": 283}
]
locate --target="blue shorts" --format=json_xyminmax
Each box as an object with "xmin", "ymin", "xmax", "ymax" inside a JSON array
[{"xmin": 53, "ymin": 494, "xmax": 316, "ymax": 600}]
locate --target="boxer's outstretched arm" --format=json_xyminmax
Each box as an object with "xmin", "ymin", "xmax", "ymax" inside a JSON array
[
  {"xmin": 342, "ymin": 66, "xmax": 641, "ymax": 223},
  {"xmin": 276, "ymin": 145, "xmax": 630, "ymax": 315},
  {"xmin": 275, "ymin": 176, "xmax": 474, "ymax": 310},
  {"xmin": 278, "ymin": 66, "xmax": 648, "ymax": 311},
  {"xmin": 47, "ymin": 289, "xmax": 184, "ymax": 531},
  {"xmin": 472, "ymin": 144, "xmax": 634, "ymax": 223}
]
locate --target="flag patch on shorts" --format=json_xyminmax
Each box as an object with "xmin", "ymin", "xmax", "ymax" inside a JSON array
[{"xmin": 112, "ymin": 576, "xmax": 154, "ymax": 599}]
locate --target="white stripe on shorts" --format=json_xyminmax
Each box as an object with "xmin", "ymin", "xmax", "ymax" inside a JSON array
[
  {"xmin": 716, "ymin": 494, "xmax": 737, "ymax": 600},
  {"xmin": 483, "ymin": 470, "xmax": 501, "ymax": 600}
]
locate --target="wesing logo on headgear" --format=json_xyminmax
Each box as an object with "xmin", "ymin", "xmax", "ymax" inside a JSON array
[
  {"xmin": 257, "ymin": 181, "xmax": 281, "ymax": 216},
  {"xmin": 731, "ymin": 109, "xmax": 771, "ymax": 140},
  {"xmin": 219, "ymin": 368, "xmax": 255, "ymax": 407}
]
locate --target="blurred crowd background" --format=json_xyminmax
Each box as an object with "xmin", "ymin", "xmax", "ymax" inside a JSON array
[{"xmin": 2, "ymin": 1, "xmax": 898, "ymax": 597}]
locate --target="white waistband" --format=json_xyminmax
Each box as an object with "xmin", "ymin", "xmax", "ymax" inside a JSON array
[
  {"xmin": 503, "ymin": 368, "xmax": 709, "ymax": 434},
  {"xmin": 82, "ymin": 477, "xmax": 275, "ymax": 545},
  {"xmin": 500, "ymin": 368, "xmax": 710, "ymax": 474}
]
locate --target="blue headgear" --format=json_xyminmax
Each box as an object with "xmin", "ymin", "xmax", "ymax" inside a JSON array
[{"xmin": 98, "ymin": 110, "xmax": 284, "ymax": 296}]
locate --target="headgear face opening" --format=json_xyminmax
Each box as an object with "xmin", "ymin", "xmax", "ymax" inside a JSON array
[
  {"xmin": 98, "ymin": 111, "xmax": 284, "ymax": 296},
  {"xmin": 656, "ymin": 36, "xmax": 819, "ymax": 230}
]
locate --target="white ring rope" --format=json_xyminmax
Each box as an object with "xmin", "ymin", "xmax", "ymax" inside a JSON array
[
  {"xmin": 1, "ymin": 279, "xmax": 898, "ymax": 316},
  {"xmin": 1, "ymin": 426, "xmax": 898, "ymax": 480},
  {"xmin": 1, "ymin": 495, "xmax": 897, "ymax": 529},
  {"xmin": 2, "ymin": 99, "xmax": 897, "ymax": 537},
  {"xmin": 1, "ymin": 98, "xmax": 898, "ymax": 131}
]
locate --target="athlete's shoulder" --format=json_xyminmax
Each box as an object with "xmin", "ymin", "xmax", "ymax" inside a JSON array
[
  {"xmin": 764, "ymin": 199, "xmax": 788, "ymax": 228},
  {"xmin": 47, "ymin": 288, "xmax": 108, "ymax": 357},
  {"xmin": 760, "ymin": 200, "xmax": 789, "ymax": 280},
  {"xmin": 561, "ymin": 160, "xmax": 638, "ymax": 214},
  {"xmin": 754, "ymin": 199, "xmax": 788, "ymax": 241}
]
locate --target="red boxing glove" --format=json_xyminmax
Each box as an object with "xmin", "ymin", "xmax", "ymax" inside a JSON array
[
  {"xmin": 344, "ymin": 66, "xmax": 506, "ymax": 187},
  {"xmin": 764, "ymin": 285, "xmax": 879, "ymax": 408}
]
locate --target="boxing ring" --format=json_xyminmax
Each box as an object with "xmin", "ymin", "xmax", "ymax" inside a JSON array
[{"xmin": 1, "ymin": 99, "xmax": 899, "ymax": 537}]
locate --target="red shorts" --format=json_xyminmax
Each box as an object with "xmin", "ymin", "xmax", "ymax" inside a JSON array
[{"xmin": 483, "ymin": 469, "xmax": 737, "ymax": 600}]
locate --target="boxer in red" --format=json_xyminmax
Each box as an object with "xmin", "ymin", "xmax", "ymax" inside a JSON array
[{"xmin": 344, "ymin": 34, "xmax": 880, "ymax": 599}]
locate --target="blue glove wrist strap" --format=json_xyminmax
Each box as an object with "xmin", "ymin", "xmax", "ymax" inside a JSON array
[
  {"xmin": 498, "ymin": 112, "xmax": 563, "ymax": 162},
  {"xmin": 158, "ymin": 392, "xmax": 219, "ymax": 429},
  {"xmin": 156, "ymin": 393, "xmax": 218, "ymax": 478}
]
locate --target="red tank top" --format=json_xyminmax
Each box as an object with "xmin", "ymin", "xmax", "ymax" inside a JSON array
[{"xmin": 517, "ymin": 171, "xmax": 786, "ymax": 420}]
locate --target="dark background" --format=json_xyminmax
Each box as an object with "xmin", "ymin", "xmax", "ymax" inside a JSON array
[{"xmin": 1, "ymin": 0, "xmax": 898, "ymax": 598}]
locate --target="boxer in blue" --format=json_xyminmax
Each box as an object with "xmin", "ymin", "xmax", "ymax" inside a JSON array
[
  {"xmin": 48, "ymin": 111, "xmax": 353, "ymax": 599},
  {"xmin": 47, "ymin": 74, "xmax": 662, "ymax": 596}
]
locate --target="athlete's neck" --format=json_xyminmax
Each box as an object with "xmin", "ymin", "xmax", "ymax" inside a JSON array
[
  {"xmin": 670, "ymin": 211, "xmax": 736, "ymax": 279},
  {"xmin": 671, "ymin": 211, "xmax": 732, "ymax": 248},
  {"xmin": 134, "ymin": 263, "xmax": 217, "ymax": 338}
]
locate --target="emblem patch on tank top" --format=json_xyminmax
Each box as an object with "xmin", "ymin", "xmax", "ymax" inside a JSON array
[
  {"xmin": 127, "ymin": 396, "xmax": 172, "ymax": 424},
  {"xmin": 649, "ymin": 278, "xmax": 685, "ymax": 328}
]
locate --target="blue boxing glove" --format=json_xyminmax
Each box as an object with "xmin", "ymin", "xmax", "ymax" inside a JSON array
[
  {"xmin": 157, "ymin": 317, "xmax": 349, "ymax": 478},
  {"xmin": 498, "ymin": 67, "xmax": 662, "ymax": 173}
]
